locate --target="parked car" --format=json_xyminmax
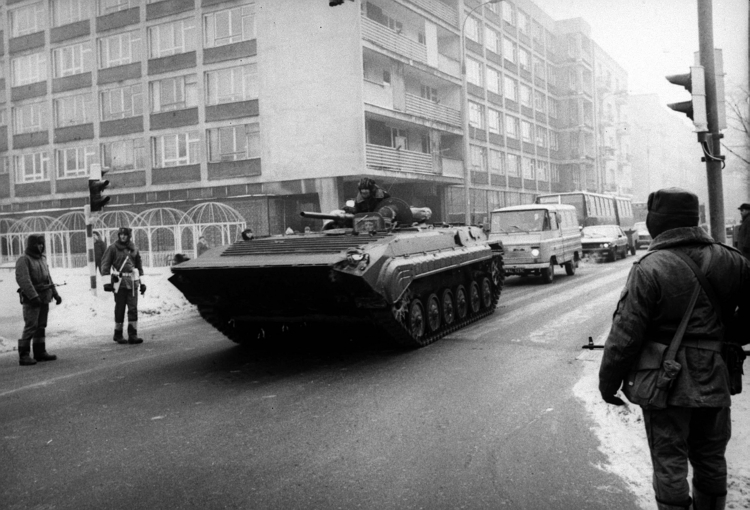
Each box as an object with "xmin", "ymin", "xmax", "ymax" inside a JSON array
[
  {"xmin": 633, "ymin": 221, "xmax": 652, "ymax": 249},
  {"xmin": 581, "ymin": 225, "xmax": 630, "ymax": 262}
]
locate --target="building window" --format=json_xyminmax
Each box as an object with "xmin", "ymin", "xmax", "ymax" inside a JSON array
[
  {"xmin": 522, "ymin": 157, "xmax": 535, "ymax": 179},
  {"xmin": 420, "ymin": 85, "xmax": 438, "ymax": 103},
  {"xmin": 532, "ymin": 21, "xmax": 544, "ymax": 44},
  {"xmin": 205, "ymin": 65, "xmax": 258, "ymax": 106},
  {"xmin": 551, "ymin": 163, "xmax": 560, "ymax": 182},
  {"xmin": 150, "ymin": 74, "xmax": 198, "ymax": 113},
  {"xmin": 536, "ymin": 127, "xmax": 548, "ymax": 148},
  {"xmin": 149, "ymin": 19, "xmax": 196, "ymax": 59},
  {"xmin": 518, "ymin": 11, "xmax": 529, "ymax": 34},
  {"xmin": 100, "ymin": 84, "xmax": 142, "ymax": 121},
  {"xmin": 56, "ymin": 145, "xmax": 97, "ymax": 179},
  {"xmin": 0, "ymin": 110, "xmax": 7, "ymax": 127},
  {"xmin": 204, "ymin": 4, "xmax": 256, "ymax": 48},
  {"xmin": 0, "ymin": 157, "xmax": 8, "ymax": 175},
  {"xmin": 54, "ymin": 94, "xmax": 94, "ymax": 127},
  {"xmin": 98, "ymin": 0, "xmax": 135, "ymax": 14},
  {"xmin": 503, "ymin": 38, "xmax": 516, "ymax": 63},
  {"xmin": 15, "ymin": 151, "xmax": 49, "ymax": 183},
  {"xmin": 102, "ymin": 138, "xmax": 146, "ymax": 172},
  {"xmin": 519, "ymin": 48, "xmax": 530, "ymax": 72},
  {"xmin": 52, "ymin": 0, "xmax": 93, "ymax": 27},
  {"xmin": 486, "ymin": 67, "xmax": 501, "ymax": 95},
  {"xmin": 53, "ymin": 42, "xmax": 93, "ymax": 78},
  {"xmin": 506, "ymin": 153, "xmax": 520, "ymax": 177},
  {"xmin": 547, "ymin": 64, "xmax": 557, "ymax": 86},
  {"xmin": 152, "ymin": 131, "xmax": 201, "ymax": 168},
  {"xmin": 469, "ymin": 101, "xmax": 484, "ymax": 129},
  {"xmin": 207, "ymin": 123, "xmax": 260, "ymax": 162},
  {"xmin": 11, "ymin": 53, "xmax": 47, "ymax": 87},
  {"xmin": 12, "ymin": 102, "xmax": 48, "ymax": 135},
  {"xmin": 550, "ymin": 131, "xmax": 559, "ymax": 151},
  {"xmin": 485, "ymin": 27, "xmax": 500, "ymax": 54},
  {"xmin": 502, "ymin": 2, "xmax": 515, "ymax": 26},
  {"xmin": 504, "ymin": 77, "xmax": 518, "ymax": 102},
  {"xmin": 537, "ymin": 160, "xmax": 549, "ymax": 181},
  {"xmin": 466, "ymin": 16, "xmax": 481, "ymax": 43},
  {"xmin": 9, "ymin": 2, "xmax": 46, "ymax": 38},
  {"xmin": 99, "ymin": 31, "xmax": 141, "ymax": 69},
  {"xmin": 490, "ymin": 149, "xmax": 504, "ymax": 175},
  {"xmin": 488, "ymin": 109, "xmax": 501, "ymax": 134},
  {"xmin": 466, "ymin": 58, "xmax": 483, "ymax": 87},
  {"xmin": 534, "ymin": 91, "xmax": 546, "ymax": 113},
  {"xmin": 549, "ymin": 99, "xmax": 558, "ymax": 118},
  {"xmin": 505, "ymin": 115, "xmax": 519, "ymax": 139},
  {"xmin": 520, "ymin": 84, "xmax": 532, "ymax": 108},
  {"xmin": 533, "ymin": 56, "xmax": 546, "ymax": 81},
  {"xmin": 521, "ymin": 120, "xmax": 532, "ymax": 142},
  {"xmin": 470, "ymin": 145, "xmax": 486, "ymax": 173}
]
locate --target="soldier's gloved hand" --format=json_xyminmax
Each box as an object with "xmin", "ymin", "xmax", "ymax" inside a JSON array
[
  {"xmin": 140, "ymin": 284, "xmax": 147, "ymax": 296},
  {"xmin": 54, "ymin": 295, "xmax": 62, "ymax": 305},
  {"xmin": 602, "ymin": 394, "xmax": 626, "ymax": 406},
  {"xmin": 111, "ymin": 274, "xmax": 119, "ymax": 283},
  {"xmin": 29, "ymin": 296, "xmax": 42, "ymax": 307}
]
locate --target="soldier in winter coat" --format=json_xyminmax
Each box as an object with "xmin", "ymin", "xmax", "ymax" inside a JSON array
[
  {"xmin": 345, "ymin": 177, "xmax": 391, "ymax": 214},
  {"xmin": 15, "ymin": 234, "xmax": 62, "ymax": 366},
  {"xmin": 100, "ymin": 227, "xmax": 146, "ymax": 344},
  {"xmin": 599, "ymin": 188, "xmax": 750, "ymax": 510},
  {"xmin": 737, "ymin": 203, "xmax": 750, "ymax": 259}
]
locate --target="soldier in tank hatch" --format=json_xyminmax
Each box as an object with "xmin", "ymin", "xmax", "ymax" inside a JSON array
[
  {"xmin": 100, "ymin": 227, "xmax": 146, "ymax": 344},
  {"xmin": 345, "ymin": 177, "xmax": 391, "ymax": 214},
  {"xmin": 15, "ymin": 234, "xmax": 62, "ymax": 366}
]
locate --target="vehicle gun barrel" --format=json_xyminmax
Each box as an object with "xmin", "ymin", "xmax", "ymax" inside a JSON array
[{"xmin": 300, "ymin": 211, "xmax": 354, "ymax": 221}]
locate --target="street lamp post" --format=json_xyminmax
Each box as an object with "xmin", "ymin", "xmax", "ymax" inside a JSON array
[{"xmin": 460, "ymin": 0, "xmax": 502, "ymax": 225}]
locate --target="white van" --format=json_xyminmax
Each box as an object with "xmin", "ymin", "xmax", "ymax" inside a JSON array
[{"xmin": 489, "ymin": 204, "xmax": 582, "ymax": 284}]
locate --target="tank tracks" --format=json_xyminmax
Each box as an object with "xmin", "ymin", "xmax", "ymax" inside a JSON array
[{"xmin": 371, "ymin": 251, "xmax": 504, "ymax": 348}]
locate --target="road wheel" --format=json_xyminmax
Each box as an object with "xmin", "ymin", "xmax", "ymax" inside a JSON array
[
  {"xmin": 407, "ymin": 298, "xmax": 426, "ymax": 342},
  {"xmin": 426, "ymin": 294, "xmax": 441, "ymax": 333},
  {"xmin": 469, "ymin": 281, "xmax": 481, "ymax": 314},
  {"xmin": 480, "ymin": 277, "xmax": 493, "ymax": 309},
  {"xmin": 541, "ymin": 260, "xmax": 555, "ymax": 284},
  {"xmin": 455, "ymin": 285, "xmax": 468, "ymax": 320},
  {"xmin": 441, "ymin": 289, "xmax": 455, "ymax": 326},
  {"xmin": 564, "ymin": 260, "xmax": 576, "ymax": 276}
]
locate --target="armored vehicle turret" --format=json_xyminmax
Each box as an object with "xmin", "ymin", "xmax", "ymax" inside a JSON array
[{"xmin": 169, "ymin": 198, "xmax": 504, "ymax": 348}]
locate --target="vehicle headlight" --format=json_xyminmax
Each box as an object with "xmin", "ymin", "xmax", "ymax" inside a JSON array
[
  {"xmin": 346, "ymin": 250, "xmax": 369, "ymax": 268},
  {"xmin": 531, "ymin": 248, "xmax": 540, "ymax": 257},
  {"xmin": 603, "ymin": 243, "xmax": 611, "ymax": 248}
]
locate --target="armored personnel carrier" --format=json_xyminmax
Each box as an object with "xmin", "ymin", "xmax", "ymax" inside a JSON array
[{"xmin": 169, "ymin": 198, "xmax": 504, "ymax": 348}]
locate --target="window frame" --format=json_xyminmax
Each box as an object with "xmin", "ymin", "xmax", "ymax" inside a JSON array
[
  {"xmin": 100, "ymin": 83, "xmax": 143, "ymax": 121},
  {"xmin": 14, "ymin": 151, "xmax": 50, "ymax": 183},
  {"xmin": 203, "ymin": 4, "xmax": 256, "ymax": 48},
  {"xmin": 101, "ymin": 138, "xmax": 147, "ymax": 172},
  {"xmin": 56, "ymin": 145, "xmax": 98, "ymax": 179},
  {"xmin": 148, "ymin": 18, "xmax": 196, "ymax": 59},
  {"xmin": 207, "ymin": 123, "xmax": 260, "ymax": 163},
  {"xmin": 99, "ymin": 30, "xmax": 141, "ymax": 69},
  {"xmin": 205, "ymin": 64, "xmax": 258, "ymax": 106},
  {"xmin": 152, "ymin": 131, "xmax": 201, "ymax": 168}
]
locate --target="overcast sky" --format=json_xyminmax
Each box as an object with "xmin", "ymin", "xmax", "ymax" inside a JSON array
[{"xmin": 536, "ymin": 0, "xmax": 748, "ymax": 103}]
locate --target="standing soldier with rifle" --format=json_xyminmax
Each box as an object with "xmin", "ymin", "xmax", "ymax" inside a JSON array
[
  {"xmin": 101, "ymin": 227, "xmax": 146, "ymax": 344},
  {"xmin": 15, "ymin": 234, "xmax": 62, "ymax": 366}
]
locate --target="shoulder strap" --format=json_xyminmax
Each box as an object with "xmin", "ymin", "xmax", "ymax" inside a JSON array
[
  {"xmin": 669, "ymin": 248, "xmax": 724, "ymax": 329},
  {"xmin": 664, "ymin": 282, "xmax": 701, "ymax": 361}
]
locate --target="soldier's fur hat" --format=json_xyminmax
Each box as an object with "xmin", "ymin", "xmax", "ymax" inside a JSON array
[{"xmin": 646, "ymin": 187, "xmax": 699, "ymax": 238}]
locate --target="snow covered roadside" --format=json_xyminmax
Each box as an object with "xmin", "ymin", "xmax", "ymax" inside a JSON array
[
  {"xmin": 575, "ymin": 340, "xmax": 750, "ymax": 509},
  {"xmin": 0, "ymin": 266, "xmax": 196, "ymax": 352}
]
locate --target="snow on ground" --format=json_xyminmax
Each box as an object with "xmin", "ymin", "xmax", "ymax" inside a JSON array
[
  {"xmin": 2, "ymin": 265, "xmax": 750, "ymax": 508},
  {"xmin": 575, "ymin": 338, "xmax": 750, "ymax": 509},
  {"xmin": 0, "ymin": 266, "xmax": 196, "ymax": 351}
]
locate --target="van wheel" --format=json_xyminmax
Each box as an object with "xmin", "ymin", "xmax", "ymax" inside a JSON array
[
  {"xmin": 564, "ymin": 260, "xmax": 576, "ymax": 276},
  {"xmin": 541, "ymin": 260, "xmax": 555, "ymax": 284}
]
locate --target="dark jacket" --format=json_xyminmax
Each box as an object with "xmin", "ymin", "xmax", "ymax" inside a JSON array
[
  {"xmin": 738, "ymin": 214, "xmax": 750, "ymax": 258},
  {"xmin": 15, "ymin": 234, "xmax": 59, "ymax": 304},
  {"xmin": 599, "ymin": 226, "xmax": 750, "ymax": 407},
  {"xmin": 353, "ymin": 186, "xmax": 391, "ymax": 214},
  {"xmin": 100, "ymin": 239, "xmax": 144, "ymax": 289}
]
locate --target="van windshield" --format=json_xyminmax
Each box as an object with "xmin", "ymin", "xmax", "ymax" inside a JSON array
[{"xmin": 492, "ymin": 210, "xmax": 547, "ymax": 233}]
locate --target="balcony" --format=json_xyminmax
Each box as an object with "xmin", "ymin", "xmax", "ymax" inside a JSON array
[
  {"xmin": 362, "ymin": 17, "xmax": 427, "ymax": 65},
  {"xmin": 404, "ymin": 93, "xmax": 460, "ymax": 125},
  {"xmin": 366, "ymin": 144, "xmax": 435, "ymax": 174},
  {"xmin": 404, "ymin": 0, "xmax": 458, "ymax": 26}
]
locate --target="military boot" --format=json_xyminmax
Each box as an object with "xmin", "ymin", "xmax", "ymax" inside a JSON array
[
  {"xmin": 18, "ymin": 339, "xmax": 37, "ymax": 366},
  {"xmin": 127, "ymin": 323, "xmax": 143, "ymax": 345},
  {"xmin": 113, "ymin": 324, "xmax": 127, "ymax": 344},
  {"xmin": 32, "ymin": 342, "xmax": 57, "ymax": 362},
  {"xmin": 692, "ymin": 484, "xmax": 726, "ymax": 510},
  {"xmin": 655, "ymin": 497, "xmax": 692, "ymax": 510}
]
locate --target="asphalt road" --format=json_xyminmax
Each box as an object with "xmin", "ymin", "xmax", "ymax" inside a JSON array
[{"xmin": 1, "ymin": 256, "xmax": 642, "ymax": 510}]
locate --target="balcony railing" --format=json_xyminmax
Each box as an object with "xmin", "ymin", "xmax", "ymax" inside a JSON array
[
  {"xmin": 405, "ymin": 0, "xmax": 458, "ymax": 26},
  {"xmin": 366, "ymin": 144, "xmax": 435, "ymax": 174},
  {"xmin": 362, "ymin": 17, "xmax": 427, "ymax": 64},
  {"xmin": 405, "ymin": 93, "xmax": 461, "ymax": 126}
]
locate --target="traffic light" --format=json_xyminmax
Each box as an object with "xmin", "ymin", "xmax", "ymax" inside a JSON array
[
  {"xmin": 666, "ymin": 66, "xmax": 708, "ymax": 132},
  {"xmin": 88, "ymin": 163, "xmax": 110, "ymax": 212}
]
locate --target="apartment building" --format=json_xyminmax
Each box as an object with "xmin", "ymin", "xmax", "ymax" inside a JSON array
[{"xmin": 0, "ymin": 0, "xmax": 632, "ymax": 234}]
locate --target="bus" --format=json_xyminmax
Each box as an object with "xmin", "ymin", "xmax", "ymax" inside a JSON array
[{"xmin": 535, "ymin": 192, "xmax": 636, "ymax": 253}]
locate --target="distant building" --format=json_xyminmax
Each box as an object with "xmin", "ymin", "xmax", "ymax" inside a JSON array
[{"xmin": 0, "ymin": 0, "xmax": 633, "ymax": 234}]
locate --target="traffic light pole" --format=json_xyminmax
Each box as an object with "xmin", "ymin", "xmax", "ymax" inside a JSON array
[
  {"xmin": 84, "ymin": 204, "xmax": 97, "ymax": 296},
  {"xmin": 697, "ymin": 0, "xmax": 725, "ymax": 242}
]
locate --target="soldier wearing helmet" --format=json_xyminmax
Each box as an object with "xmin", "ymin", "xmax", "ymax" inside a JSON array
[{"xmin": 345, "ymin": 177, "xmax": 391, "ymax": 214}]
